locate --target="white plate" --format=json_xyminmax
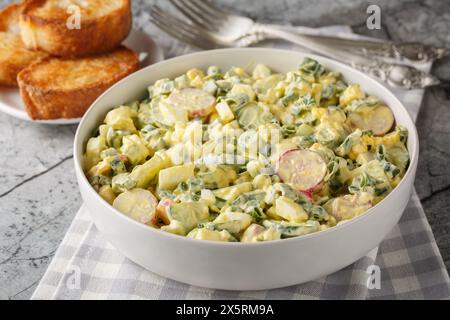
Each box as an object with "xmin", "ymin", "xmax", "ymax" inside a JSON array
[{"xmin": 0, "ymin": 30, "xmax": 164, "ymax": 125}]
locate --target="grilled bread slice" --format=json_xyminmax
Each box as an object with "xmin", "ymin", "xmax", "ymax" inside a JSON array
[
  {"xmin": 20, "ymin": 0, "xmax": 132, "ymax": 57},
  {"xmin": 0, "ymin": 32, "xmax": 48, "ymax": 87},
  {"xmin": 0, "ymin": 1, "xmax": 22, "ymax": 33},
  {"xmin": 17, "ymin": 46, "xmax": 139, "ymax": 120},
  {"xmin": 0, "ymin": 2, "xmax": 48, "ymax": 87}
]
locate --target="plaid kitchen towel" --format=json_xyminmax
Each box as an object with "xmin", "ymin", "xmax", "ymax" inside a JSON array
[
  {"xmin": 31, "ymin": 192, "xmax": 450, "ymax": 300},
  {"xmin": 32, "ymin": 24, "xmax": 450, "ymax": 300}
]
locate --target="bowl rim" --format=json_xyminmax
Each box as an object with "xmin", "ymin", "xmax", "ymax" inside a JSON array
[{"xmin": 74, "ymin": 47, "xmax": 419, "ymax": 248}]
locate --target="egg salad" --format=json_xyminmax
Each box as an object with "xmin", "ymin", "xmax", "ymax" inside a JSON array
[{"xmin": 83, "ymin": 58, "xmax": 410, "ymax": 243}]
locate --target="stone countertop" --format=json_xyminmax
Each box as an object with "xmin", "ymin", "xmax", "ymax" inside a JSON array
[{"xmin": 0, "ymin": 0, "xmax": 449, "ymax": 300}]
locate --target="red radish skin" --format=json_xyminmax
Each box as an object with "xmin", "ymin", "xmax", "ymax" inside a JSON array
[
  {"xmin": 190, "ymin": 109, "xmax": 212, "ymax": 118},
  {"xmin": 300, "ymin": 181, "xmax": 325, "ymax": 200},
  {"xmin": 300, "ymin": 190, "xmax": 314, "ymax": 200},
  {"xmin": 278, "ymin": 149, "xmax": 327, "ymax": 194},
  {"xmin": 143, "ymin": 192, "xmax": 159, "ymax": 224},
  {"xmin": 152, "ymin": 198, "xmax": 173, "ymax": 227}
]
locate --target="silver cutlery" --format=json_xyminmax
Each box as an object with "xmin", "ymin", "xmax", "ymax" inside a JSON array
[
  {"xmin": 150, "ymin": 3, "xmax": 440, "ymax": 89},
  {"xmin": 239, "ymin": 32, "xmax": 450, "ymax": 67},
  {"xmin": 169, "ymin": 0, "xmax": 450, "ymax": 66}
]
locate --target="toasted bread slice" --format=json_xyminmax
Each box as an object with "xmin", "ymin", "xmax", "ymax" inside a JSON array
[
  {"xmin": 17, "ymin": 46, "xmax": 139, "ymax": 120},
  {"xmin": 0, "ymin": 2, "xmax": 48, "ymax": 87},
  {"xmin": 20, "ymin": 0, "xmax": 132, "ymax": 57},
  {"xmin": 0, "ymin": 32, "xmax": 48, "ymax": 86},
  {"xmin": 0, "ymin": 1, "xmax": 22, "ymax": 34}
]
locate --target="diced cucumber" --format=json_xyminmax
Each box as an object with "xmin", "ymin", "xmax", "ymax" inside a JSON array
[
  {"xmin": 196, "ymin": 165, "xmax": 237, "ymax": 189},
  {"xmin": 163, "ymin": 202, "xmax": 210, "ymax": 235},
  {"xmin": 213, "ymin": 211, "xmax": 253, "ymax": 234},
  {"xmin": 236, "ymin": 103, "xmax": 273, "ymax": 130},
  {"xmin": 120, "ymin": 135, "xmax": 150, "ymax": 166},
  {"xmin": 112, "ymin": 173, "xmax": 136, "ymax": 193},
  {"xmin": 213, "ymin": 182, "xmax": 253, "ymax": 202},
  {"xmin": 385, "ymin": 145, "xmax": 410, "ymax": 173},
  {"xmin": 263, "ymin": 220, "xmax": 320, "ymax": 238}
]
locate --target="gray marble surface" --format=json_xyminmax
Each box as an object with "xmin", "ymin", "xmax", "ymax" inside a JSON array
[{"xmin": 0, "ymin": 0, "xmax": 449, "ymax": 300}]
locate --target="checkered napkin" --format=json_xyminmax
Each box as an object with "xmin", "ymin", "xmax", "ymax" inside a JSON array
[{"xmin": 32, "ymin": 25, "xmax": 450, "ymax": 300}]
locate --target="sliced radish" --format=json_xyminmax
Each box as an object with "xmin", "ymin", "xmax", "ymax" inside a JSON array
[
  {"xmin": 113, "ymin": 189, "xmax": 158, "ymax": 225},
  {"xmin": 348, "ymin": 105, "xmax": 394, "ymax": 136},
  {"xmin": 278, "ymin": 149, "xmax": 327, "ymax": 193},
  {"xmin": 167, "ymin": 88, "xmax": 216, "ymax": 118}
]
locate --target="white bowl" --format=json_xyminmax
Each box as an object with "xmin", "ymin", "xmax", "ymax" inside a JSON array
[{"xmin": 74, "ymin": 48, "xmax": 418, "ymax": 290}]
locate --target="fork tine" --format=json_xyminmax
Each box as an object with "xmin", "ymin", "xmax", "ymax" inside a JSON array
[
  {"xmin": 190, "ymin": 0, "xmax": 229, "ymax": 18},
  {"xmin": 169, "ymin": 0, "xmax": 218, "ymax": 31},
  {"xmin": 177, "ymin": 0, "xmax": 226, "ymax": 25},
  {"xmin": 152, "ymin": 6, "xmax": 203, "ymax": 35},
  {"xmin": 151, "ymin": 9, "xmax": 201, "ymax": 41},
  {"xmin": 150, "ymin": 7, "xmax": 217, "ymax": 49},
  {"xmin": 150, "ymin": 14, "xmax": 212, "ymax": 49}
]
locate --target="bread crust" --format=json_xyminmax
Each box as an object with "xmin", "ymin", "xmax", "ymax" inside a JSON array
[
  {"xmin": 20, "ymin": 0, "xmax": 132, "ymax": 57},
  {"xmin": 0, "ymin": 2, "xmax": 48, "ymax": 87},
  {"xmin": 0, "ymin": 2, "xmax": 23, "ymax": 33},
  {"xmin": 0, "ymin": 32, "xmax": 48, "ymax": 87},
  {"xmin": 17, "ymin": 46, "xmax": 139, "ymax": 120}
]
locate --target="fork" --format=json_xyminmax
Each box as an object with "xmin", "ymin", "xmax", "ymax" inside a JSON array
[
  {"xmin": 150, "ymin": 4, "xmax": 439, "ymax": 89},
  {"xmin": 168, "ymin": 0, "xmax": 449, "ymax": 66}
]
